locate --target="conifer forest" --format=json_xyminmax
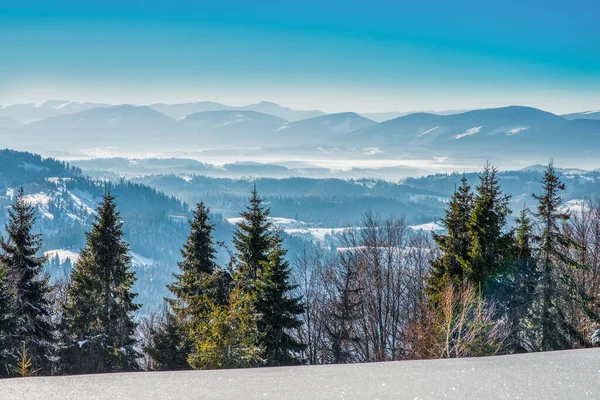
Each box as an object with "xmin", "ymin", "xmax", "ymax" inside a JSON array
[{"xmin": 1, "ymin": 160, "xmax": 599, "ymax": 377}]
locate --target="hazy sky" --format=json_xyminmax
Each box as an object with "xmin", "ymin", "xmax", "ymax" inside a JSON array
[{"xmin": 1, "ymin": 0, "xmax": 599, "ymax": 113}]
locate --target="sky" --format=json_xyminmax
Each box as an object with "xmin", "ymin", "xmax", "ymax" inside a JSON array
[{"xmin": 1, "ymin": 0, "xmax": 599, "ymax": 113}]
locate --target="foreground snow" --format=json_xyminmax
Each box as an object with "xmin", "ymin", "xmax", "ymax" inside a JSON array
[{"xmin": 4, "ymin": 349, "xmax": 600, "ymax": 399}]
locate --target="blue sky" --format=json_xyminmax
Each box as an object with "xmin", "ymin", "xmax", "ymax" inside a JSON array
[{"xmin": 1, "ymin": 0, "xmax": 599, "ymax": 113}]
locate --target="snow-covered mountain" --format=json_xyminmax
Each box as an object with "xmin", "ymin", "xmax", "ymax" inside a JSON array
[
  {"xmin": 348, "ymin": 106, "xmax": 600, "ymax": 157},
  {"xmin": 277, "ymin": 112, "xmax": 376, "ymax": 144},
  {"xmin": 0, "ymin": 117, "xmax": 22, "ymax": 130},
  {"xmin": 362, "ymin": 109, "xmax": 469, "ymax": 122},
  {"xmin": 0, "ymin": 100, "xmax": 110, "ymax": 123},
  {"xmin": 239, "ymin": 101, "xmax": 325, "ymax": 122},
  {"xmin": 178, "ymin": 110, "xmax": 287, "ymax": 143},
  {"xmin": 24, "ymin": 105, "xmax": 182, "ymax": 149},
  {"xmin": 149, "ymin": 101, "xmax": 325, "ymax": 121},
  {"xmin": 562, "ymin": 110, "xmax": 600, "ymax": 120}
]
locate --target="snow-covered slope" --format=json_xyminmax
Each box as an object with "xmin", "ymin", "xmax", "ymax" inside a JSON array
[{"xmin": 4, "ymin": 349, "xmax": 599, "ymax": 399}]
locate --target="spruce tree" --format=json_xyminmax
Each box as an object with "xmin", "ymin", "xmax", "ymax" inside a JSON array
[
  {"xmin": 427, "ymin": 176, "xmax": 474, "ymax": 307},
  {"xmin": 255, "ymin": 234, "xmax": 305, "ymax": 366},
  {"xmin": 503, "ymin": 207, "xmax": 538, "ymax": 352},
  {"xmin": 61, "ymin": 192, "xmax": 140, "ymax": 374},
  {"xmin": 464, "ymin": 164, "xmax": 512, "ymax": 293},
  {"xmin": 530, "ymin": 162, "xmax": 596, "ymax": 350},
  {"xmin": 143, "ymin": 312, "xmax": 190, "ymax": 371},
  {"xmin": 0, "ymin": 265, "xmax": 16, "ymax": 377},
  {"xmin": 187, "ymin": 277, "xmax": 263, "ymax": 369},
  {"xmin": 233, "ymin": 186, "xmax": 273, "ymax": 283},
  {"xmin": 151, "ymin": 202, "xmax": 226, "ymax": 370},
  {"xmin": 0, "ymin": 187, "xmax": 53, "ymax": 374},
  {"xmin": 169, "ymin": 202, "xmax": 218, "ymax": 303}
]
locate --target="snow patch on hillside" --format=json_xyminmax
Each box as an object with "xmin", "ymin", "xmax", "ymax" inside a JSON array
[
  {"xmin": 130, "ymin": 252, "xmax": 155, "ymax": 267},
  {"xmin": 454, "ymin": 126, "xmax": 483, "ymax": 140},
  {"xmin": 45, "ymin": 249, "xmax": 80, "ymax": 264},
  {"xmin": 409, "ymin": 221, "xmax": 444, "ymax": 231},
  {"xmin": 560, "ymin": 199, "xmax": 588, "ymax": 214},
  {"xmin": 23, "ymin": 193, "xmax": 52, "ymax": 206},
  {"xmin": 418, "ymin": 126, "xmax": 439, "ymax": 137},
  {"xmin": 507, "ymin": 127, "xmax": 528, "ymax": 135},
  {"xmin": 44, "ymin": 249, "xmax": 154, "ymax": 267},
  {"xmin": 285, "ymin": 227, "xmax": 353, "ymax": 242},
  {"xmin": 68, "ymin": 189, "xmax": 99, "ymax": 215},
  {"xmin": 227, "ymin": 217, "xmax": 306, "ymax": 229}
]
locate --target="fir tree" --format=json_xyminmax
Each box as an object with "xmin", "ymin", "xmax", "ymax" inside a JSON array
[
  {"xmin": 530, "ymin": 162, "xmax": 596, "ymax": 350},
  {"xmin": 61, "ymin": 192, "xmax": 140, "ymax": 374},
  {"xmin": 186, "ymin": 275, "xmax": 263, "ymax": 369},
  {"xmin": 169, "ymin": 202, "xmax": 218, "ymax": 304},
  {"xmin": 0, "ymin": 265, "xmax": 16, "ymax": 377},
  {"xmin": 151, "ymin": 202, "xmax": 226, "ymax": 370},
  {"xmin": 464, "ymin": 164, "xmax": 512, "ymax": 293},
  {"xmin": 427, "ymin": 176, "xmax": 474, "ymax": 307},
  {"xmin": 255, "ymin": 234, "xmax": 305, "ymax": 366},
  {"xmin": 233, "ymin": 186, "xmax": 273, "ymax": 283},
  {"xmin": 143, "ymin": 311, "xmax": 190, "ymax": 371},
  {"xmin": 503, "ymin": 207, "xmax": 538, "ymax": 352},
  {"xmin": 0, "ymin": 187, "xmax": 53, "ymax": 374}
]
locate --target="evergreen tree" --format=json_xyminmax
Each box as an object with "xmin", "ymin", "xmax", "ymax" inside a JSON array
[
  {"xmin": 233, "ymin": 186, "xmax": 273, "ymax": 283},
  {"xmin": 0, "ymin": 265, "xmax": 16, "ymax": 377},
  {"xmin": 60, "ymin": 192, "xmax": 140, "ymax": 374},
  {"xmin": 151, "ymin": 202, "xmax": 226, "ymax": 370},
  {"xmin": 143, "ymin": 311, "xmax": 190, "ymax": 371},
  {"xmin": 169, "ymin": 202, "xmax": 219, "ymax": 304},
  {"xmin": 255, "ymin": 234, "xmax": 305, "ymax": 366},
  {"xmin": 427, "ymin": 176, "xmax": 474, "ymax": 307},
  {"xmin": 0, "ymin": 187, "xmax": 53, "ymax": 374},
  {"xmin": 464, "ymin": 164, "xmax": 512, "ymax": 293},
  {"xmin": 530, "ymin": 162, "xmax": 596, "ymax": 350},
  {"xmin": 503, "ymin": 207, "xmax": 538, "ymax": 352},
  {"xmin": 186, "ymin": 275, "xmax": 263, "ymax": 369}
]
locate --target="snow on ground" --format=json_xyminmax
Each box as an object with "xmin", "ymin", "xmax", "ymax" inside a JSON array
[
  {"xmin": 409, "ymin": 221, "xmax": 445, "ymax": 231},
  {"xmin": 68, "ymin": 189, "xmax": 99, "ymax": 215},
  {"xmin": 454, "ymin": 125, "xmax": 483, "ymax": 140},
  {"xmin": 417, "ymin": 125, "xmax": 439, "ymax": 137},
  {"xmin": 228, "ymin": 217, "xmax": 306, "ymax": 229},
  {"xmin": 4, "ymin": 349, "xmax": 600, "ymax": 399},
  {"xmin": 130, "ymin": 252, "xmax": 155, "ymax": 267},
  {"xmin": 507, "ymin": 127, "xmax": 528, "ymax": 135},
  {"xmin": 285, "ymin": 227, "xmax": 353, "ymax": 242},
  {"xmin": 22, "ymin": 193, "xmax": 52, "ymax": 206},
  {"xmin": 560, "ymin": 199, "xmax": 588, "ymax": 214},
  {"xmin": 44, "ymin": 249, "xmax": 80, "ymax": 264},
  {"xmin": 44, "ymin": 249, "xmax": 154, "ymax": 267}
]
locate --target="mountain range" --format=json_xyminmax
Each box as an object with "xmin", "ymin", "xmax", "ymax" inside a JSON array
[{"xmin": 1, "ymin": 101, "xmax": 600, "ymax": 164}]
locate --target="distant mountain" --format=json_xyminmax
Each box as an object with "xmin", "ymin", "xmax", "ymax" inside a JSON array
[
  {"xmin": 0, "ymin": 100, "xmax": 110, "ymax": 123},
  {"xmin": 362, "ymin": 110, "xmax": 470, "ymax": 122},
  {"xmin": 562, "ymin": 111, "xmax": 600, "ymax": 120},
  {"xmin": 24, "ymin": 105, "xmax": 181, "ymax": 149},
  {"xmin": 0, "ymin": 117, "xmax": 22, "ymax": 130},
  {"xmin": 239, "ymin": 101, "xmax": 325, "ymax": 122},
  {"xmin": 178, "ymin": 110, "xmax": 287, "ymax": 144},
  {"xmin": 278, "ymin": 112, "xmax": 376, "ymax": 144},
  {"xmin": 149, "ymin": 101, "xmax": 232, "ymax": 119},
  {"xmin": 349, "ymin": 106, "xmax": 600, "ymax": 157},
  {"xmin": 150, "ymin": 101, "xmax": 325, "ymax": 122}
]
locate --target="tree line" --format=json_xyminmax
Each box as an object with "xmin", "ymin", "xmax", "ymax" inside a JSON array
[{"xmin": 0, "ymin": 162, "xmax": 599, "ymax": 377}]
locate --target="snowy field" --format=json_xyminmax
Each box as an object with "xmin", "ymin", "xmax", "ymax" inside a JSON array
[{"xmin": 3, "ymin": 349, "xmax": 599, "ymax": 399}]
